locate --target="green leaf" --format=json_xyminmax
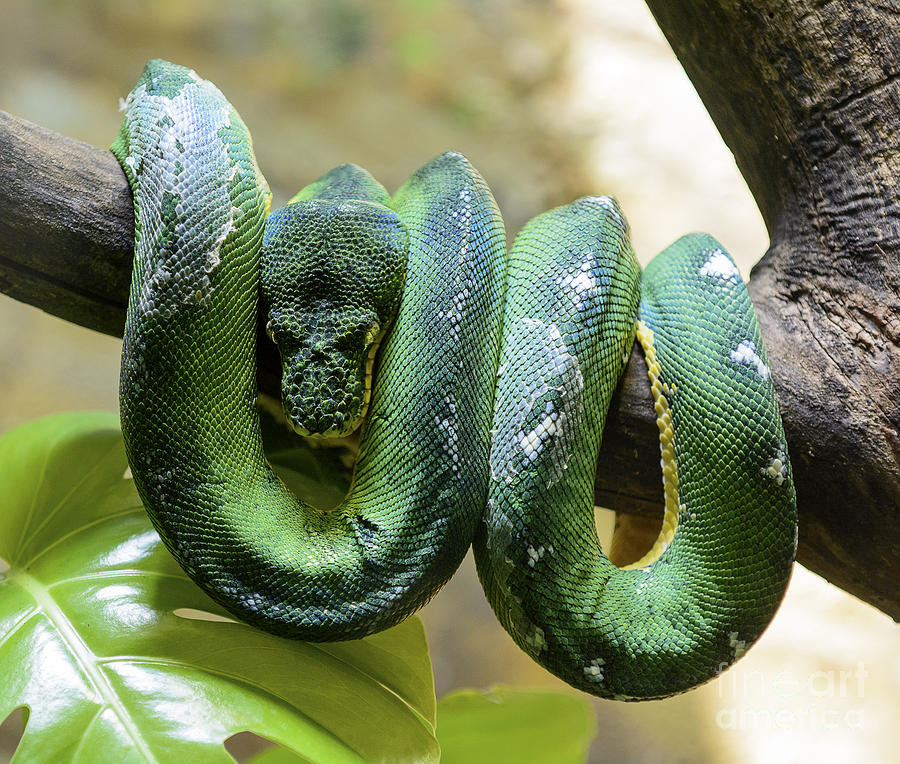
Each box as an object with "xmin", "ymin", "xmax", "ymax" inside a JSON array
[
  {"xmin": 0, "ymin": 413, "xmax": 437, "ymax": 763},
  {"xmin": 436, "ymin": 686, "xmax": 596, "ymax": 764},
  {"xmin": 243, "ymin": 747, "xmax": 311, "ymax": 764}
]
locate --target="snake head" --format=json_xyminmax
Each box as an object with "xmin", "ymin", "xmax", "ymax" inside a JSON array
[
  {"xmin": 268, "ymin": 309, "xmax": 384, "ymax": 437},
  {"xmin": 261, "ymin": 197, "xmax": 408, "ymax": 438}
]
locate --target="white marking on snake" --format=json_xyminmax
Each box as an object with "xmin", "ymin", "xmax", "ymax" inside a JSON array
[
  {"xmin": 729, "ymin": 631, "xmax": 749, "ymax": 661},
  {"xmin": 762, "ymin": 443, "xmax": 788, "ymax": 486},
  {"xmin": 555, "ymin": 252, "xmax": 597, "ymax": 312},
  {"xmin": 441, "ymin": 186, "xmax": 478, "ymax": 344},
  {"xmin": 520, "ymin": 409, "xmax": 562, "ymax": 461},
  {"xmin": 526, "ymin": 544, "xmax": 545, "ymax": 567},
  {"xmin": 452, "ymin": 288, "xmax": 469, "ymax": 313},
  {"xmin": 122, "ymin": 78, "xmax": 237, "ymax": 316},
  {"xmin": 583, "ymin": 658, "xmax": 605, "ymax": 683},
  {"xmin": 434, "ymin": 394, "xmax": 460, "ymax": 472},
  {"xmin": 700, "ymin": 249, "xmax": 741, "ymax": 282},
  {"xmin": 490, "ymin": 319, "xmax": 583, "ymax": 486},
  {"xmin": 729, "ymin": 340, "xmax": 770, "ymax": 380}
]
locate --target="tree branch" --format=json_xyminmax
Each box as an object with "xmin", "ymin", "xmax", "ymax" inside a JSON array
[
  {"xmin": 646, "ymin": 0, "xmax": 900, "ymax": 619},
  {"xmin": 0, "ymin": 110, "xmax": 133, "ymax": 336}
]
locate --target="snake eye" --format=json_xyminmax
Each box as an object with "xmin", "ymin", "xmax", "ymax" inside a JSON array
[
  {"xmin": 352, "ymin": 321, "xmax": 380, "ymax": 350},
  {"xmin": 334, "ymin": 321, "xmax": 379, "ymax": 354},
  {"xmin": 265, "ymin": 319, "xmax": 277, "ymax": 345}
]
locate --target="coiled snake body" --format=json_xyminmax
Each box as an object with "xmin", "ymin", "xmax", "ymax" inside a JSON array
[{"xmin": 114, "ymin": 60, "xmax": 796, "ymax": 700}]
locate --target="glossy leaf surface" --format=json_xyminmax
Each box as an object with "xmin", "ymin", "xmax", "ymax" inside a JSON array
[
  {"xmin": 436, "ymin": 686, "xmax": 596, "ymax": 764},
  {"xmin": 244, "ymin": 685, "xmax": 597, "ymax": 764},
  {"xmin": 0, "ymin": 413, "xmax": 437, "ymax": 763}
]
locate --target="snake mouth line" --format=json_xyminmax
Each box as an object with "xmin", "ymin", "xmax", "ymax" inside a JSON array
[
  {"xmin": 358, "ymin": 319, "xmax": 393, "ymax": 434},
  {"xmin": 618, "ymin": 319, "xmax": 680, "ymax": 570}
]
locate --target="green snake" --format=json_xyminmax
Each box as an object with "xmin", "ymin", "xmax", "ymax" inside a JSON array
[{"xmin": 113, "ymin": 60, "xmax": 797, "ymax": 700}]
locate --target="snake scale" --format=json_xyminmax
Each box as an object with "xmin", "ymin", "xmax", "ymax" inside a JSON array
[{"xmin": 113, "ymin": 60, "xmax": 796, "ymax": 700}]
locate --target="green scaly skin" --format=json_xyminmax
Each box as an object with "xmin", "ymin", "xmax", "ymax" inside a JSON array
[
  {"xmin": 114, "ymin": 59, "xmax": 796, "ymax": 698},
  {"xmin": 475, "ymin": 207, "xmax": 797, "ymax": 699},
  {"xmin": 114, "ymin": 60, "xmax": 507, "ymax": 640},
  {"xmin": 261, "ymin": 165, "xmax": 408, "ymax": 438}
]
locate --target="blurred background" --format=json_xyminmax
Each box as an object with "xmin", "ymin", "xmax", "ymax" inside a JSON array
[{"xmin": 0, "ymin": 1, "xmax": 896, "ymax": 762}]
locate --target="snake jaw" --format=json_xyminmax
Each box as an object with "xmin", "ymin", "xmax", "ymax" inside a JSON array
[
  {"xmin": 267, "ymin": 312, "xmax": 382, "ymax": 439},
  {"xmin": 282, "ymin": 364, "xmax": 364, "ymax": 438},
  {"xmin": 260, "ymin": 189, "xmax": 408, "ymax": 442}
]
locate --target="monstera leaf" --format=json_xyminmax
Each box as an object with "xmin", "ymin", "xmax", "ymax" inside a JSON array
[
  {"xmin": 0, "ymin": 413, "xmax": 437, "ymax": 763},
  {"xmin": 243, "ymin": 686, "xmax": 597, "ymax": 764},
  {"xmin": 435, "ymin": 687, "xmax": 596, "ymax": 764}
]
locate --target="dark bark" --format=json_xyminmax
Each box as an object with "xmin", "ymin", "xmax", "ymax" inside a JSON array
[
  {"xmin": 645, "ymin": 0, "xmax": 900, "ymax": 619},
  {"xmin": 0, "ymin": 110, "xmax": 133, "ymax": 336},
  {"xmin": 1, "ymin": 0, "xmax": 898, "ymax": 624}
]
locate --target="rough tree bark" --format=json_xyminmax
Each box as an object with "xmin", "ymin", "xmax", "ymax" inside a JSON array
[
  {"xmin": 645, "ymin": 0, "xmax": 900, "ymax": 619},
  {"xmin": 0, "ymin": 0, "xmax": 897, "ymax": 618}
]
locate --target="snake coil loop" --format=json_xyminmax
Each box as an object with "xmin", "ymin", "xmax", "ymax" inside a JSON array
[{"xmin": 114, "ymin": 59, "xmax": 796, "ymax": 699}]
